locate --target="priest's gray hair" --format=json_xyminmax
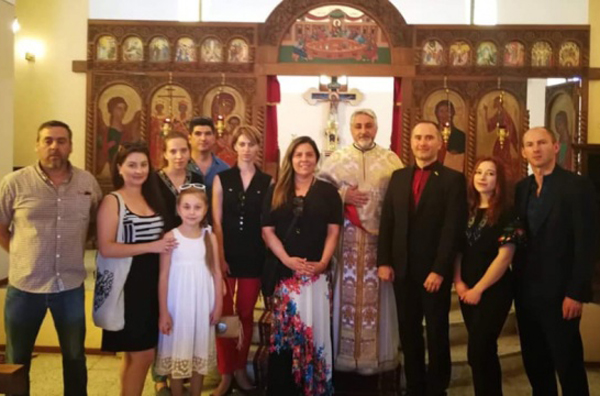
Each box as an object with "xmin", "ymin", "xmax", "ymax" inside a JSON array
[{"xmin": 350, "ymin": 109, "xmax": 378, "ymax": 129}]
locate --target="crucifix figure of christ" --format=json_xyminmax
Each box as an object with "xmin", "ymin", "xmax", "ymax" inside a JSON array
[{"xmin": 303, "ymin": 76, "xmax": 363, "ymax": 155}]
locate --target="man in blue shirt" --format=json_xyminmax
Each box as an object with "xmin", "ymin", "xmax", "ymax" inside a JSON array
[{"xmin": 187, "ymin": 116, "xmax": 230, "ymax": 192}]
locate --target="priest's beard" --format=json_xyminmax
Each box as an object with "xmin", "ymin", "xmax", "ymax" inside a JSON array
[{"xmin": 355, "ymin": 138, "xmax": 375, "ymax": 150}]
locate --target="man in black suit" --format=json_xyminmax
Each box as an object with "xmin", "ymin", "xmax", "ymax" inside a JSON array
[
  {"xmin": 377, "ymin": 121, "xmax": 467, "ymax": 396},
  {"xmin": 514, "ymin": 127, "xmax": 598, "ymax": 396}
]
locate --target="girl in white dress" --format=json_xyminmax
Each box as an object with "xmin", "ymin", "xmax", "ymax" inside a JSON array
[{"xmin": 155, "ymin": 184, "xmax": 223, "ymax": 396}]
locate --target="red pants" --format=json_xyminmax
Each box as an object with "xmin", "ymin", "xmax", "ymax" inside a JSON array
[{"xmin": 216, "ymin": 277, "xmax": 261, "ymax": 374}]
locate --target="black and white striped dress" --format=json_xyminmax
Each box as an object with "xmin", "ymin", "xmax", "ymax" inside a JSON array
[{"xmin": 102, "ymin": 205, "xmax": 165, "ymax": 352}]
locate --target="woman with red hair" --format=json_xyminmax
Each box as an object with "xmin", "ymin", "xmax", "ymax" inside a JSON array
[{"xmin": 453, "ymin": 157, "xmax": 524, "ymax": 396}]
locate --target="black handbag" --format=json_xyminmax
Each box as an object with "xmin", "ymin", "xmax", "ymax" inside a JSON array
[{"xmin": 261, "ymin": 214, "xmax": 300, "ymax": 297}]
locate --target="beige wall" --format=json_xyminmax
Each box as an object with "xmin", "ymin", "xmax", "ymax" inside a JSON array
[
  {"xmin": 0, "ymin": 0, "xmax": 15, "ymax": 280},
  {"xmin": 14, "ymin": 0, "xmax": 88, "ymax": 168}
]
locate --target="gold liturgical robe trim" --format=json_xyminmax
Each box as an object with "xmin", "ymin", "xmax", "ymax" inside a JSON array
[{"xmin": 319, "ymin": 144, "xmax": 403, "ymax": 374}]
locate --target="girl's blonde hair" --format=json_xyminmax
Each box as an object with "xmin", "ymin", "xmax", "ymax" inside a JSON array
[{"xmin": 176, "ymin": 188, "xmax": 215, "ymax": 274}]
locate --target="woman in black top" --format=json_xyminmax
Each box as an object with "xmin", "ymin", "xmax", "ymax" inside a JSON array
[
  {"xmin": 97, "ymin": 141, "xmax": 175, "ymax": 395},
  {"xmin": 262, "ymin": 136, "xmax": 342, "ymax": 396},
  {"xmin": 212, "ymin": 126, "xmax": 272, "ymax": 395},
  {"xmin": 157, "ymin": 131, "xmax": 205, "ymax": 230},
  {"xmin": 453, "ymin": 157, "xmax": 524, "ymax": 396}
]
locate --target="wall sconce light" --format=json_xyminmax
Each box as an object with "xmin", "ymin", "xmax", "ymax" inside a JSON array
[
  {"xmin": 18, "ymin": 38, "xmax": 44, "ymax": 63},
  {"xmin": 12, "ymin": 18, "xmax": 20, "ymax": 34}
]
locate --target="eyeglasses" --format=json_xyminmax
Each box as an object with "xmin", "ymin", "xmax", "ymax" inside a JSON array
[
  {"xmin": 179, "ymin": 183, "xmax": 206, "ymax": 192},
  {"xmin": 292, "ymin": 196, "xmax": 304, "ymax": 217}
]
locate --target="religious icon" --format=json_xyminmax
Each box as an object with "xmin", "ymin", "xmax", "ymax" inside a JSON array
[
  {"xmin": 175, "ymin": 37, "xmax": 197, "ymax": 62},
  {"xmin": 95, "ymin": 84, "xmax": 142, "ymax": 177},
  {"xmin": 476, "ymin": 41, "xmax": 497, "ymax": 66},
  {"xmin": 122, "ymin": 36, "xmax": 143, "ymax": 62},
  {"xmin": 227, "ymin": 39, "xmax": 250, "ymax": 63},
  {"xmin": 423, "ymin": 90, "xmax": 468, "ymax": 173},
  {"xmin": 278, "ymin": 5, "xmax": 390, "ymax": 64},
  {"xmin": 532, "ymin": 41, "xmax": 553, "ymax": 67},
  {"xmin": 503, "ymin": 41, "xmax": 525, "ymax": 67},
  {"xmin": 422, "ymin": 40, "xmax": 444, "ymax": 66},
  {"xmin": 449, "ymin": 41, "xmax": 471, "ymax": 66},
  {"xmin": 559, "ymin": 41, "xmax": 580, "ymax": 67},
  {"xmin": 149, "ymin": 85, "xmax": 192, "ymax": 167},
  {"xmin": 96, "ymin": 35, "xmax": 117, "ymax": 61},
  {"xmin": 200, "ymin": 38, "xmax": 223, "ymax": 63},
  {"xmin": 477, "ymin": 90, "xmax": 521, "ymax": 182},
  {"xmin": 214, "ymin": 114, "xmax": 242, "ymax": 166},
  {"xmin": 547, "ymin": 90, "xmax": 577, "ymax": 170},
  {"xmin": 149, "ymin": 36, "xmax": 171, "ymax": 62}
]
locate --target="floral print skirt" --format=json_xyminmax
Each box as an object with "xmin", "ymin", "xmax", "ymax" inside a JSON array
[{"xmin": 270, "ymin": 274, "xmax": 333, "ymax": 396}]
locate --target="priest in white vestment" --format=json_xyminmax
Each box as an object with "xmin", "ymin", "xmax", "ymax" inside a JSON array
[{"xmin": 319, "ymin": 109, "xmax": 403, "ymax": 374}]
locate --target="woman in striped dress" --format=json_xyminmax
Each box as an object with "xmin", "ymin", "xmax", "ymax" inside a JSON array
[{"xmin": 97, "ymin": 141, "xmax": 177, "ymax": 396}]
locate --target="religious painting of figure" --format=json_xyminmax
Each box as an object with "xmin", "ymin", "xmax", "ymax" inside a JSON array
[
  {"xmin": 149, "ymin": 85, "xmax": 193, "ymax": 167},
  {"xmin": 96, "ymin": 35, "xmax": 117, "ymax": 61},
  {"xmin": 532, "ymin": 41, "xmax": 553, "ymax": 67},
  {"xmin": 278, "ymin": 5, "xmax": 391, "ymax": 64},
  {"xmin": 200, "ymin": 37, "xmax": 223, "ymax": 63},
  {"xmin": 504, "ymin": 41, "xmax": 525, "ymax": 67},
  {"xmin": 423, "ymin": 90, "xmax": 468, "ymax": 173},
  {"xmin": 122, "ymin": 36, "xmax": 143, "ymax": 62},
  {"xmin": 449, "ymin": 41, "xmax": 471, "ymax": 66},
  {"xmin": 559, "ymin": 41, "xmax": 580, "ymax": 67},
  {"xmin": 227, "ymin": 38, "xmax": 250, "ymax": 63},
  {"xmin": 422, "ymin": 40, "xmax": 445, "ymax": 66},
  {"xmin": 175, "ymin": 37, "xmax": 197, "ymax": 62},
  {"xmin": 202, "ymin": 86, "xmax": 246, "ymax": 163},
  {"xmin": 214, "ymin": 114, "xmax": 243, "ymax": 166},
  {"xmin": 149, "ymin": 36, "xmax": 171, "ymax": 62},
  {"xmin": 477, "ymin": 91, "xmax": 522, "ymax": 182},
  {"xmin": 95, "ymin": 84, "xmax": 142, "ymax": 177},
  {"xmin": 476, "ymin": 41, "xmax": 497, "ymax": 66},
  {"xmin": 547, "ymin": 91, "xmax": 577, "ymax": 170}
]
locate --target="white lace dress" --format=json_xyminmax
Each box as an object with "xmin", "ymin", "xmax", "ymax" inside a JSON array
[{"xmin": 155, "ymin": 227, "xmax": 216, "ymax": 378}]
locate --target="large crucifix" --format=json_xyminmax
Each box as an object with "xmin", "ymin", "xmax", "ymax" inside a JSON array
[{"xmin": 303, "ymin": 76, "xmax": 363, "ymax": 154}]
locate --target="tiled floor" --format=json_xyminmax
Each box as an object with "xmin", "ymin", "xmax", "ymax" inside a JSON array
[{"xmin": 25, "ymin": 352, "xmax": 600, "ymax": 396}]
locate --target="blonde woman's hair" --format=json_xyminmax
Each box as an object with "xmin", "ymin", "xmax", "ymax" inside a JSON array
[
  {"xmin": 231, "ymin": 125, "xmax": 261, "ymax": 149},
  {"xmin": 271, "ymin": 136, "xmax": 320, "ymax": 210},
  {"xmin": 204, "ymin": 230, "xmax": 216, "ymax": 275}
]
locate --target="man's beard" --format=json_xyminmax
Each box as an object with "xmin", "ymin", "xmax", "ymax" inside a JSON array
[{"xmin": 355, "ymin": 138, "xmax": 375, "ymax": 150}]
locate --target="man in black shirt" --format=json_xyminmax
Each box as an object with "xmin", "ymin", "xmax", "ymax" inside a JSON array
[{"xmin": 514, "ymin": 127, "xmax": 598, "ymax": 396}]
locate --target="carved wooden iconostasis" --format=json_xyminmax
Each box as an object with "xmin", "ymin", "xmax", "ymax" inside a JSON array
[{"xmin": 78, "ymin": 0, "xmax": 592, "ymax": 189}]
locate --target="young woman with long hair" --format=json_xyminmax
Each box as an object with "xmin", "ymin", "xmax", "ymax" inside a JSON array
[
  {"xmin": 97, "ymin": 141, "xmax": 176, "ymax": 396},
  {"xmin": 453, "ymin": 156, "xmax": 524, "ymax": 396},
  {"xmin": 262, "ymin": 136, "xmax": 342, "ymax": 395},
  {"xmin": 156, "ymin": 131, "xmax": 205, "ymax": 230}
]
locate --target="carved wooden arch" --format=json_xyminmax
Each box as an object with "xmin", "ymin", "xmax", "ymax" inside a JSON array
[{"xmin": 259, "ymin": 0, "xmax": 410, "ymax": 48}]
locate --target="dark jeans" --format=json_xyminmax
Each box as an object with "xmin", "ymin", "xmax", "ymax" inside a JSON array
[{"xmin": 4, "ymin": 285, "xmax": 87, "ymax": 396}]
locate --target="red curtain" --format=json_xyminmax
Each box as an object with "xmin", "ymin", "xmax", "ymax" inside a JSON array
[
  {"xmin": 390, "ymin": 77, "xmax": 402, "ymax": 154},
  {"xmin": 265, "ymin": 76, "xmax": 281, "ymax": 163}
]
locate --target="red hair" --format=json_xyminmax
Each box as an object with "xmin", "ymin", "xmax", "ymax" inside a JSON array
[{"xmin": 467, "ymin": 157, "xmax": 509, "ymax": 225}]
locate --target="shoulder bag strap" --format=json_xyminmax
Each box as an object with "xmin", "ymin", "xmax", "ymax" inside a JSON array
[{"xmin": 110, "ymin": 192, "xmax": 127, "ymax": 243}]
